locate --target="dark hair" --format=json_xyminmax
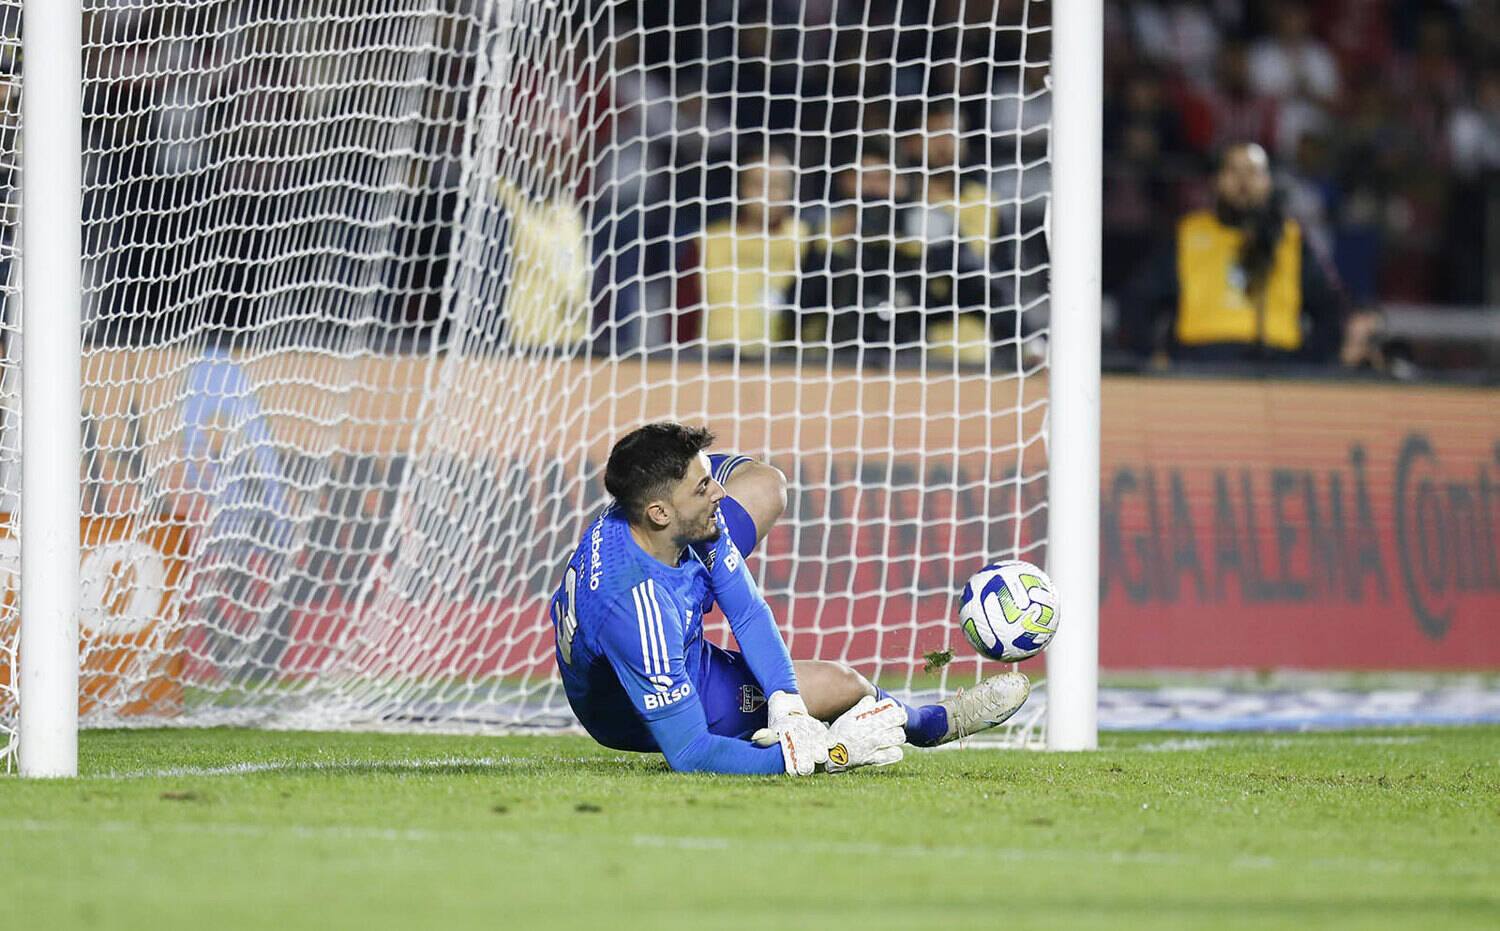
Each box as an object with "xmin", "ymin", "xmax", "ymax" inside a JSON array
[
  {"xmin": 1214, "ymin": 143, "xmax": 1283, "ymax": 293},
  {"xmin": 1241, "ymin": 189, "xmax": 1286, "ymax": 294},
  {"xmin": 605, "ymin": 422, "xmax": 716, "ymax": 524}
]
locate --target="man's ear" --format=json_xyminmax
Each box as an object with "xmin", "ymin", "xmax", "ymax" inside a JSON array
[{"xmin": 644, "ymin": 500, "xmax": 672, "ymax": 530}]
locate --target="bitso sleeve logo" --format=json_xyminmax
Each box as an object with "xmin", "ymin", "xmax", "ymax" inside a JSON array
[{"xmin": 642, "ymin": 681, "xmax": 691, "ymax": 710}]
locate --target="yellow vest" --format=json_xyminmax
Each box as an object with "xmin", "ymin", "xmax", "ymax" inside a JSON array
[
  {"xmin": 495, "ymin": 180, "xmax": 589, "ymax": 348},
  {"xmin": 914, "ymin": 178, "xmax": 1000, "ymax": 267},
  {"xmin": 1175, "ymin": 210, "xmax": 1302, "ymax": 351},
  {"xmin": 701, "ymin": 217, "xmax": 812, "ymax": 347},
  {"xmin": 950, "ymin": 178, "xmax": 1001, "ymax": 245}
]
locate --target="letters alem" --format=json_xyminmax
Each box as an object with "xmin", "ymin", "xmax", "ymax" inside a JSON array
[{"xmin": 1099, "ymin": 437, "xmax": 1500, "ymax": 637}]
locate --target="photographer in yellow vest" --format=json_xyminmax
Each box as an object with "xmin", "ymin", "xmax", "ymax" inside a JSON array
[{"xmin": 1120, "ymin": 142, "xmax": 1347, "ymax": 367}]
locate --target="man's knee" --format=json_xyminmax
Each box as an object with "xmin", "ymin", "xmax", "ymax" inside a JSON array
[
  {"xmin": 794, "ymin": 659, "xmax": 876, "ymax": 721},
  {"xmin": 723, "ymin": 461, "xmax": 788, "ymax": 543}
]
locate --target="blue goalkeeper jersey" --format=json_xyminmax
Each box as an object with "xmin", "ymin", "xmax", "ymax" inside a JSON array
[{"xmin": 549, "ymin": 504, "xmax": 796, "ymax": 774}]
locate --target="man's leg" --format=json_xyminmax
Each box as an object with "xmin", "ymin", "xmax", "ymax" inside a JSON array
[
  {"xmin": 794, "ymin": 659, "xmax": 952, "ymax": 746},
  {"xmin": 713, "ymin": 456, "xmax": 787, "ymax": 551},
  {"xmin": 701, "ymin": 649, "xmax": 948, "ymax": 746},
  {"xmin": 792, "ymin": 659, "xmax": 874, "ymax": 719},
  {"xmin": 716, "ymin": 458, "xmax": 1024, "ymax": 746}
]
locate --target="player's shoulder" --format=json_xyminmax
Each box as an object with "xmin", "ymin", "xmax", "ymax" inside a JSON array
[
  {"xmin": 959, "ymin": 175, "xmax": 993, "ymax": 204},
  {"xmin": 701, "ymin": 217, "xmax": 736, "ymax": 247},
  {"xmin": 1178, "ymin": 209, "xmax": 1219, "ymax": 236},
  {"xmin": 707, "ymin": 453, "xmax": 755, "ymax": 485},
  {"xmin": 577, "ymin": 507, "xmax": 664, "ymax": 608}
]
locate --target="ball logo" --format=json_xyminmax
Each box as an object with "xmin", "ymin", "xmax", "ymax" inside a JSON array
[
  {"xmin": 982, "ymin": 566, "xmax": 1057, "ymax": 635},
  {"xmin": 828, "ymin": 743, "xmax": 849, "ymax": 767}
]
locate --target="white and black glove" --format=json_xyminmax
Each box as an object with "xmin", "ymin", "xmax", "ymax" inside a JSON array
[
  {"xmin": 750, "ymin": 690, "xmax": 830, "ymax": 776},
  {"xmin": 823, "ymin": 696, "xmax": 907, "ymax": 773}
]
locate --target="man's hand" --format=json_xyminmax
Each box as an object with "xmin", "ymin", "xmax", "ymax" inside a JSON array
[
  {"xmin": 750, "ymin": 691, "xmax": 830, "ymax": 776},
  {"xmin": 824, "ymin": 696, "xmax": 907, "ymax": 773}
]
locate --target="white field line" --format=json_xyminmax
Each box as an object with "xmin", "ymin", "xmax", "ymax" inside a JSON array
[
  {"xmin": 90, "ymin": 756, "xmax": 615, "ymax": 779},
  {"xmin": 3, "ymin": 818, "xmax": 1496, "ymax": 879}
]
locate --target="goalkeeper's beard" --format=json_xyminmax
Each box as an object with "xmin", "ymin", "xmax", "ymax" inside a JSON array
[{"xmin": 677, "ymin": 511, "xmax": 723, "ymax": 548}]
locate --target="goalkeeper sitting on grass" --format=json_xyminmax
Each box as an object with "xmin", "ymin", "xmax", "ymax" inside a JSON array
[{"xmin": 549, "ymin": 421, "xmax": 1029, "ymax": 775}]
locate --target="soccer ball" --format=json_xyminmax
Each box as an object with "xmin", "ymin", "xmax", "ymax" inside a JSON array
[{"xmin": 958, "ymin": 560, "xmax": 1060, "ymax": 662}]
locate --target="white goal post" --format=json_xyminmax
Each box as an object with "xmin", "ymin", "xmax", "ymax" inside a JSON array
[
  {"xmin": 7, "ymin": 0, "xmax": 1099, "ymax": 776},
  {"xmin": 1046, "ymin": 0, "xmax": 1101, "ymax": 750},
  {"xmin": 17, "ymin": 0, "xmax": 83, "ymax": 777}
]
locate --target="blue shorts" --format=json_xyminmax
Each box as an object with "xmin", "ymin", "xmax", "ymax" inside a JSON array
[{"xmin": 697, "ymin": 641, "xmax": 769, "ymax": 740}]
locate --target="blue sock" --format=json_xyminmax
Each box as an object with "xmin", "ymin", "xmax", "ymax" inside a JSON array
[{"xmin": 875, "ymin": 688, "xmax": 948, "ymax": 747}]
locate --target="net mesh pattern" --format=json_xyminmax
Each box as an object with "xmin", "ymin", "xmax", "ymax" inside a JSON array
[
  {"xmin": 0, "ymin": 0, "xmax": 17, "ymax": 765},
  {"xmin": 1, "ymin": 0, "xmax": 1050, "ymax": 764}
]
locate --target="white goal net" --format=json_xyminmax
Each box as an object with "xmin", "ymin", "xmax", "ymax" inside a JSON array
[{"xmin": 0, "ymin": 0, "xmax": 1055, "ymax": 765}]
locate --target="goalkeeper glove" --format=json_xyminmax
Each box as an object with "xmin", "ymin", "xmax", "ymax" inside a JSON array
[
  {"xmin": 823, "ymin": 696, "xmax": 907, "ymax": 773},
  {"xmin": 750, "ymin": 690, "xmax": 830, "ymax": 776}
]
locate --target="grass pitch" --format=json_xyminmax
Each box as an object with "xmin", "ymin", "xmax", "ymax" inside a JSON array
[{"xmin": 4, "ymin": 727, "xmax": 1498, "ymax": 930}]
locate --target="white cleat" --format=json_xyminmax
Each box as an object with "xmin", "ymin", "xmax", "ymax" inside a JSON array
[{"xmin": 935, "ymin": 672, "xmax": 1030, "ymax": 745}]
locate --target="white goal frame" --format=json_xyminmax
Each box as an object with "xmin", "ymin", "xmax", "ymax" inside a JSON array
[
  {"xmin": 16, "ymin": 0, "xmax": 1100, "ymax": 776},
  {"xmin": 18, "ymin": 0, "xmax": 83, "ymax": 778},
  {"xmin": 1046, "ymin": 0, "xmax": 1102, "ymax": 750}
]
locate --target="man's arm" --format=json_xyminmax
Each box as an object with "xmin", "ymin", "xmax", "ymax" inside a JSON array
[
  {"xmin": 596, "ymin": 581, "xmax": 784, "ymax": 775},
  {"xmin": 702, "ymin": 529, "xmax": 797, "ymax": 698},
  {"xmin": 700, "ymin": 525, "xmax": 836, "ymax": 771}
]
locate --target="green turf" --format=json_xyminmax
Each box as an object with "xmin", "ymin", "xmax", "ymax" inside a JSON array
[{"xmin": 4, "ymin": 727, "xmax": 1499, "ymax": 930}]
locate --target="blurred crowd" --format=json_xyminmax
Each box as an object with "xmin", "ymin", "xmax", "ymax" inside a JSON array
[
  {"xmin": 0, "ymin": 1, "xmax": 1493, "ymax": 373},
  {"xmin": 546, "ymin": 0, "xmax": 1057, "ymax": 364},
  {"xmin": 59, "ymin": 0, "xmax": 1056, "ymax": 365},
  {"xmin": 1103, "ymin": 0, "xmax": 1500, "ymax": 316},
  {"xmin": 555, "ymin": 0, "xmax": 1500, "ymax": 372}
]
